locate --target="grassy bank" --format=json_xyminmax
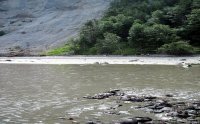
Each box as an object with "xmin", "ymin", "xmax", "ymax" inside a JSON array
[{"xmin": 46, "ymin": 45, "xmax": 71, "ymax": 56}]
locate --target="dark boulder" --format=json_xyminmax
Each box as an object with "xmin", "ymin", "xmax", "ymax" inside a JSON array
[
  {"xmin": 83, "ymin": 93, "xmax": 113, "ymax": 99},
  {"xmin": 108, "ymin": 89, "xmax": 120, "ymax": 95},
  {"xmin": 86, "ymin": 121, "xmax": 96, "ymax": 124},
  {"xmin": 119, "ymin": 118, "xmax": 137, "ymax": 124},
  {"xmin": 165, "ymin": 94, "xmax": 173, "ymax": 97},
  {"xmin": 177, "ymin": 111, "xmax": 190, "ymax": 118},
  {"xmin": 120, "ymin": 95, "xmax": 131, "ymax": 101},
  {"xmin": 144, "ymin": 96, "xmax": 157, "ymax": 101},
  {"xmin": 120, "ymin": 95, "xmax": 145, "ymax": 102},
  {"xmin": 130, "ymin": 97, "xmax": 144, "ymax": 102},
  {"xmin": 105, "ymin": 111, "xmax": 120, "ymax": 115},
  {"xmin": 83, "ymin": 89, "xmax": 120, "ymax": 100},
  {"xmin": 135, "ymin": 117, "xmax": 152, "ymax": 123}
]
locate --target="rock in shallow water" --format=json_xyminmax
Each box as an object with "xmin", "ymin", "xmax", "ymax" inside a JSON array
[
  {"xmin": 135, "ymin": 117, "xmax": 153, "ymax": 123},
  {"xmin": 83, "ymin": 90, "xmax": 200, "ymax": 123},
  {"xmin": 165, "ymin": 94, "xmax": 173, "ymax": 97},
  {"xmin": 86, "ymin": 121, "xmax": 96, "ymax": 124},
  {"xmin": 119, "ymin": 117, "xmax": 152, "ymax": 124},
  {"xmin": 119, "ymin": 118, "xmax": 137, "ymax": 124},
  {"xmin": 120, "ymin": 95, "xmax": 157, "ymax": 102},
  {"xmin": 83, "ymin": 89, "xmax": 120, "ymax": 100}
]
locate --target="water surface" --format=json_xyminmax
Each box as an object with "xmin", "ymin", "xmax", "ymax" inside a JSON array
[{"xmin": 0, "ymin": 64, "xmax": 199, "ymax": 123}]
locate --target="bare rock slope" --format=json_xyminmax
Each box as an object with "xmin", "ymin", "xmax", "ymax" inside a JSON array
[{"xmin": 0, "ymin": 0, "xmax": 111, "ymax": 54}]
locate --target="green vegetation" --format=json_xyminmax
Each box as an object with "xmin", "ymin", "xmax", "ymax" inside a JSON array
[
  {"xmin": 51, "ymin": 0, "xmax": 200, "ymax": 55},
  {"xmin": 158, "ymin": 41, "xmax": 197, "ymax": 55},
  {"xmin": 0, "ymin": 31, "xmax": 5, "ymax": 36},
  {"xmin": 46, "ymin": 45, "xmax": 71, "ymax": 56},
  {"xmin": 96, "ymin": 33, "xmax": 121, "ymax": 54}
]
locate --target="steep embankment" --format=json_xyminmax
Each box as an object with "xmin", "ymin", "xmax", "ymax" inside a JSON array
[{"xmin": 0, "ymin": 0, "xmax": 111, "ymax": 55}]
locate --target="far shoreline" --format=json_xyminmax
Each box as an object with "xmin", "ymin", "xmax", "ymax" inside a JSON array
[{"xmin": 0, "ymin": 55, "xmax": 200, "ymax": 65}]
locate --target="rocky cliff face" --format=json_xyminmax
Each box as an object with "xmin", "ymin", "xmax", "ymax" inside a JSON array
[{"xmin": 0, "ymin": 0, "xmax": 111, "ymax": 54}]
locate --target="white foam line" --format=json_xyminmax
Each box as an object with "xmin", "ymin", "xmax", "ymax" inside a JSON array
[{"xmin": 0, "ymin": 56, "xmax": 199, "ymax": 65}]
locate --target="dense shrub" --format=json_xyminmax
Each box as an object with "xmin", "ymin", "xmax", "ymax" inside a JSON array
[
  {"xmin": 96, "ymin": 33, "xmax": 121, "ymax": 54},
  {"xmin": 185, "ymin": 9, "xmax": 200, "ymax": 46},
  {"xmin": 129, "ymin": 23, "xmax": 178, "ymax": 53},
  {"xmin": 158, "ymin": 41, "xmax": 196, "ymax": 55},
  {"xmin": 113, "ymin": 48, "xmax": 137, "ymax": 55}
]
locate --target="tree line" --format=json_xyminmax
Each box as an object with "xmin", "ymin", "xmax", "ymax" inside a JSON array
[{"xmin": 50, "ymin": 0, "xmax": 200, "ymax": 55}]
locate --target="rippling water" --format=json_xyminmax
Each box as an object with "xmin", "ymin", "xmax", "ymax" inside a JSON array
[{"xmin": 0, "ymin": 64, "xmax": 199, "ymax": 123}]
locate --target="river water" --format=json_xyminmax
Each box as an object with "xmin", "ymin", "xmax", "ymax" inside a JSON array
[{"xmin": 0, "ymin": 64, "xmax": 199, "ymax": 123}]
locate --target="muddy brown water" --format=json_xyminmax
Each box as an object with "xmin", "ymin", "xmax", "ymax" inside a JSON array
[{"xmin": 0, "ymin": 64, "xmax": 200, "ymax": 123}]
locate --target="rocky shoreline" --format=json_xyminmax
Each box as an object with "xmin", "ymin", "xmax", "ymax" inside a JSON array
[{"xmin": 81, "ymin": 89, "xmax": 200, "ymax": 124}]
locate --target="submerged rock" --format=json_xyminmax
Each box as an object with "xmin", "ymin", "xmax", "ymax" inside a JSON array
[
  {"xmin": 83, "ymin": 89, "xmax": 120, "ymax": 100},
  {"xmin": 129, "ymin": 59, "xmax": 139, "ymax": 62},
  {"xmin": 144, "ymin": 96, "xmax": 157, "ymax": 101},
  {"xmin": 118, "ymin": 117, "xmax": 152, "ymax": 124},
  {"xmin": 135, "ymin": 117, "xmax": 152, "ymax": 123},
  {"xmin": 94, "ymin": 62, "xmax": 100, "ymax": 65},
  {"xmin": 5, "ymin": 59, "xmax": 12, "ymax": 61},
  {"xmin": 119, "ymin": 118, "xmax": 138, "ymax": 124},
  {"xmin": 105, "ymin": 111, "xmax": 120, "ymax": 115},
  {"xmin": 165, "ymin": 94, "xmax": 173, "ymax": 97},
  {"xmin": 86, "ymin": 121, "xmax": 96, "ymax": 124},
  {"xmin": 177, "ymin": 62, "xmax": 192, "ymax": 68},
  {"xmin": 180, "ymin": 59, "xmax": 187, "ymax": 61},
  {"xmin": 68, "ymin": 117, "xmax": 74, "ymax": 120},
  {"xmin": 58, "ymin": 117, "xmax": 67, "ymax": 120},
  {"xmin": 176, "ymin": 111, "xmax": 190, "ymax": 118},
  {"xmin": 120, "ymin": 95, "xmax": 157, "ymax": 102},
  {"xmin": 83, "ymin": 93, "xmax": 112, "ymax": 99},
  {"xmin": 108, "ymin": 89, "xmax": 121, "ymax": 95}
]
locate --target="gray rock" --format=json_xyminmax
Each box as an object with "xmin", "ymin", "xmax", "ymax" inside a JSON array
[
  {"xmin": 165, "ymin": 94, "xmax": 173, "ymax": 97},
  {"xmin": 86, "ymin": 121, "xmax": 96, "ymax": 124},
  {"xmin": 129, "ymin": 59, "xmax": 138, "ymax": 62},
  {"xmin": 83, "ymin": 90, "xmax": 120, "ymax": 100},
  {"xmin": 0, "ymin": 0, "xmax": 111, "ymax": 55},
  {"xmin": 130, "ymin": 97, "xmax": 144, "ymax": 102},
  {"xmin": 180, "ymin": 59, "xmax": 187, "ymax": 61},
  {"xmin": 120, "ymin": 96, "xmax": 131, "ymax": 101},
  {"xmin": 94, "ymin": 62, "xmax": 100, "ymax": 65},
  {"xmin": 119, "ymin": 118, "xmax": 137, "ymax": 124},
  {"xmin": 160, "ymin": 107, "xmax": 172, "ymax": 112},
  {"xmin": 135, "ymin": 117, "xmax": 152, "ymax": 123},
  {"xmin": 177, "ymin": 111, "xmax": 190, "ymax": 118}
]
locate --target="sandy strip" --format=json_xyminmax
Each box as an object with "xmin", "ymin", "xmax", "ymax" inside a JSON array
[{"xmin": 0, "ymin": 56, "xmax": 200, "ymax": 65}]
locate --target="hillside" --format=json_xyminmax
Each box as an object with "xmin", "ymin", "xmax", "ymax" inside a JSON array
[{"xmin": 0, "ymin": 0, "xmax": 111, "ymax": 55}]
